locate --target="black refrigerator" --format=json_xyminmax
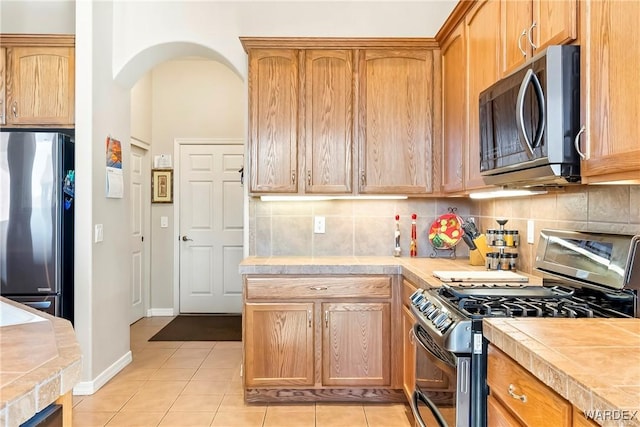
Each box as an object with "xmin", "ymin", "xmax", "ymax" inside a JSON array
[{"xmin": 0, "ymin": 130, "xmax": 74, "ymax": 323}]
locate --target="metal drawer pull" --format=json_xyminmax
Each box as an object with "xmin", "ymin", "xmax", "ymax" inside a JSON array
[
  {"xmin": 309, "ymin": 286, "xmax": 327, "ymax": 291},
  {"xmin": 308, "ymin": 310, "xmax": 312, "ymax": 327},
  {"xmin": 325, "ymin": 311, "xmax": 329, "ymax": 328},
  {"xmin": 508, "ymin": 384, "xmax": 527, "ymax": 402}
]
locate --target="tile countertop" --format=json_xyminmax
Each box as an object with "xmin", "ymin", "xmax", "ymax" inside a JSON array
[
  {"xmin": 0, "ymin": 297, "xmax": 82, "ymax": 427},
  {"xmin": 484, "ymin": 318, "xmax": 640, "ymax": 427},
  {"xmin": 238, "ymin": 256, "xmax": 543, "ymax": 288}
]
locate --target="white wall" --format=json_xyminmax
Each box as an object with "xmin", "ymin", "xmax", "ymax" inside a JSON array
[
  {"xmin": 0, "ymin": 0, "xmax": 75, "ymax": 33},
  {"xmin": 75, "ymin": 0, "xmax": 132, "ymax": 391},
  {"xmin": 130, "ymin": 72, "xmax": 153, "ymax": 144}
]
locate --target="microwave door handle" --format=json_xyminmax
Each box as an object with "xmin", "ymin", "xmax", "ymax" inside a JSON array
[
  {"xmin": 530, "ymin": 70, "xmax": 546, "ymax": 149},
  {"xmin": 516, "ymin": 68, "xmax": 537, "ymax": 160}
]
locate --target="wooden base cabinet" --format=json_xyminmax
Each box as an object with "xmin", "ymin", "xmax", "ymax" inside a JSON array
[
  {"xmin": 243, "ymin": 275, "xmax": 402, "ymax": 402},
  {"xmin": 487, "ymin": 344, "xmax": 600, "ymax": 427}
]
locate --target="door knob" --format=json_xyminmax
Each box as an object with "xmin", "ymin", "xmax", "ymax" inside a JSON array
[{"xmin": 182, "ymin": 235, "xmax": 193, "ymax": 241}]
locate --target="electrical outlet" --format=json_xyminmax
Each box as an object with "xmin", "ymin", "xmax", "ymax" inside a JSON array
[
  {"xmin": 314, "ymin": 216, "xmax": 325, "ymax": 234},
  {"xmin": 527, "ymin": 220, "xmax": 535, "ymax": 244}
]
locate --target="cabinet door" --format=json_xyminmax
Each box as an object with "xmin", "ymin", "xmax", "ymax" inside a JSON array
[
  {"xmin": 0, "ymin": 47, "xmax": 5, "ymax": 126},
  {"xmin": 322, "ymin": 302, "xmax": 390, "ymax": 386},
  {"xmin": 6, "ymin": 46, "xmax": 74, "ymax": 125},
  {"xmin": 401, "ymin": 305, "xmax": 416, "ymax": 400},
  {"xmin": 466, "ymin": 0, "xmax": 500, "ymax": 191},
  {"xmin": 358, "ymin": 49, "xmax": 435, "ymax": 194},
  {"xmin": 501, "ymin": 0, "xmax": 533, "ymax": 75},
  {"xmin": 580, "ymin": 0, "xmax": 640, "ymax": 183},
  {"xmin": 303, "ymin": 50, "xmax": 353, "ymax": 194},
  {"xmin": 248, "ymin": 49, "xmax": 299, "ymax": 193},
  {"xmin": 441, "ymin": 24, "xmax": 466, "ymax": 193},
  {"xmin": 487, "ymin": 394, "xmax": 524, "ymax": 427},
  {"xmin": 533, "ymin": 0, "xmax": 578, "ymax": 52},
  {"xmin": 244, "ymin": 302, "xmax": 314, "ymax": 386},
  {"xmin": 502, "ymin": 0, "xmax": 577, "ymax": 76}
]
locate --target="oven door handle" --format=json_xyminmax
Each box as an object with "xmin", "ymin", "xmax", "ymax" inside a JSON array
[{"xmin": 410, "ymin": 389, "xmax": 448, "ymax": 427}]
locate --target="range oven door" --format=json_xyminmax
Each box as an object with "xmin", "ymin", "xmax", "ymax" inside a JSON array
[{"xmin": 410, "ymin": 324, "xmax": 470, "ymax": 427}]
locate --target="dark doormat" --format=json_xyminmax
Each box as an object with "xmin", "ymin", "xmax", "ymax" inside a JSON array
[{"xmin": 149, "ymin": 314, "xmax": 242, "ymax": 341}]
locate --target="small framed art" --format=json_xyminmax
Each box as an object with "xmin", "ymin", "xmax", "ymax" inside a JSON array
[{"xmin": 151, "ymin": 169, "xmax": 173, "ymax": 203}]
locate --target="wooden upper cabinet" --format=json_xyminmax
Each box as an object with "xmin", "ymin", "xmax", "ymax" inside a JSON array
[
  {"xmin": 358, "ymin": 49, "xmax": 435, "ymax": 194},
  {"xmin": 579, "ymin": 0, "xmax": 640, "ymax": 183},
  {"xmin": 5, "ymin": 45, "xmax": 75, "ymax": 126},
  {"xmin": 248, "ymin": 49, "xmax": 299, "ymax": 193},
  {"xmin": 501, "ymin": 0, "xmax": 577, "ymax": 76},
  {"xmin": 465, "ymin": 0, "xmax": 500, "ymax": 191},
  {"xmin": 322, "ymin": 301, "xmax": 391, "ymax": 387},
  {"xmin": 0, "ymin": 47, "xmax": 5, "ymax": 126},
  {"xmin": 441, "ymin": 25, "xmax": 466, "ymax": 194},
  {"xmin": 303, "ymin": 50, "xmax": 353, "ymax": 194}
]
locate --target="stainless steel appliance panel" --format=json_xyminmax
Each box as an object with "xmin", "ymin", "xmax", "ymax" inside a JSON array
[
  {"xmin": 0, "ymin": 131, "xmax": 74, "ymax": 322},
  {"xmin": 411, "ymin": 324, "xmax": 470, "ymax": 427}
]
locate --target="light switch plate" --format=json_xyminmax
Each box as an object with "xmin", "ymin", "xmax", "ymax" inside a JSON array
[
  {"xmin": 160, "ymin": 216, "xmax": 169, "ymax": 228},
  {"xmin": 95, "ymin": 224, "xmax": 104, "ymax": 243},
  {"xmin": 314, "ymin": 216, "xmax": 325, "ymax": 234}
]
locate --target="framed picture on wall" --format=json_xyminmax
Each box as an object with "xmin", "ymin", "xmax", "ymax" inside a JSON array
[{"xmin": 151, "ymin": 169, "xmax": 173, "ymax": 203}]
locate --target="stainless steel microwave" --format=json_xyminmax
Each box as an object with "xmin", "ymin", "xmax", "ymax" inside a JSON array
[{"xmin": 478, "ymin": 45, "xmax": 581, "ymax": 187}]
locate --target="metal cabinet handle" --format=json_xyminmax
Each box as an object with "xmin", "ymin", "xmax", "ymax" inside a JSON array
[
  {"xmin": 307, "ymin": 170, "xmax": 311, "ymax": 186},
  {"xmin": 574, "ymin": 125, "xmax": 587, "ymax": 160},
  {"xmin": 12, "ymin": 101, "xmax": 18, "ymax": 118},
  {"xmin": 517, "ymin": 29, "xmax": 528, "ymax": 58},
  {"xmin": 291, "ymin": 170, "xmax": 296, "ymax": 185},
  {"xmin": 309, "ymin": 286, "xmax": 327, "ymax": 291},
  {"xmin": 508, "ymin": 384, "xmax": 527, "ymax": 402},
  {"xmin": 360, "ymin": 170, "xmax": 366, "ymax": 187},
  {"xmin": 527, "ymin": 21, "xmax": 538, "ymax": 50},
  {"xmin": 182, "ymin": 235, "xmax": 193, "ymax": 241},
  {"xmin": 308, "ymin": 310, "xmax": 312, "ymax": 328},
  {"xmin": 0, "ymin": 99, "xmax": 3, "ymax": 122},
  {"xmin": 324, "ymin": 311, "xmax": 329, "ymax": 328}
]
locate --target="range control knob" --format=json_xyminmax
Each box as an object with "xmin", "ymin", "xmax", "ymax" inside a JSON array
[
  {"xmin": 410, "ymin": 289, "xmax": 425, "ymax": 304},
  {"xmin": 427, "ymin": 308, "xmax": 441, "ymax": 321},
  {"xmin": 434, "ymin": 313, "xmax": 449, "ymax": 328},
  {"xmin": 423, "ymin": 305, "xmax": 436, "ymax": 317},
  {"xmin": 418, "ymin": 300, "xmax": 432, "ymax": 312}
]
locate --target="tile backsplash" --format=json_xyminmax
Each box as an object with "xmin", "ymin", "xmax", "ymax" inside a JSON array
[
  {"xmin": 248, "ymin": 185, "xmax": 640, "ymax": 275},
  {"xmin": 248, "ymin": 198, "xmax": 475, "ymax": 258}
]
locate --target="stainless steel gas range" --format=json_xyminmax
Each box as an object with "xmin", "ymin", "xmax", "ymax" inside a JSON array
[{"xmin": 408, "ymin": 229, "xmax": 640, "ymax": 427}]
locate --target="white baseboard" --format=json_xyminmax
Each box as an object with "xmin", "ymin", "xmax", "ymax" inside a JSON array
[
  {"xmin": 72, "ymin": 351, "xmax": 132, "ymax": 395},
  {"xmin": 147, "ymin": 308, "xmax": 175, "ymax": 317}
]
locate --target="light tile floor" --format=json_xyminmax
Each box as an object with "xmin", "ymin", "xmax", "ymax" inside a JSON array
[{"xmin": 72, "ymin": 316, "xmax": 414, "ymax": 427}]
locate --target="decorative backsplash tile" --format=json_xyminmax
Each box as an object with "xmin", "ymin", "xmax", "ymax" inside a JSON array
[{"xmin": 249, "ymin": 185, "xmax": 640, "ymax": 275}]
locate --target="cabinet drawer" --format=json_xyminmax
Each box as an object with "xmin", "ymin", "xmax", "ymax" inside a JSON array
[
  {"xmin": 402, "ymin": 279, "xmax": 419, "ymax": 308},
  {"xmin": 487, "ymin": 345, "xmax": 571, "ymax": 427},
  {"xmin": 246, "ymin": 276, "xmax": 391, "ymax": 300}
]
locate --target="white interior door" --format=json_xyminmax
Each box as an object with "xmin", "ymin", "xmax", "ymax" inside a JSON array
[
  {"xmin": 130, "ymin": 143, "xmax": 150, "ymax": 324},
  {"xmin": 179, "ymin": 143, "xmax": 244, "ymax": 313}
]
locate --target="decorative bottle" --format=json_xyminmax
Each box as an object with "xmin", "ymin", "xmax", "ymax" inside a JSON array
[
  {"xmin": 394, "ymin": 215, "xmax": 401, "ymax": 257},
  {"xmin": 410, "ymin": 213, "xmax": 417, "ymax": 257}
]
